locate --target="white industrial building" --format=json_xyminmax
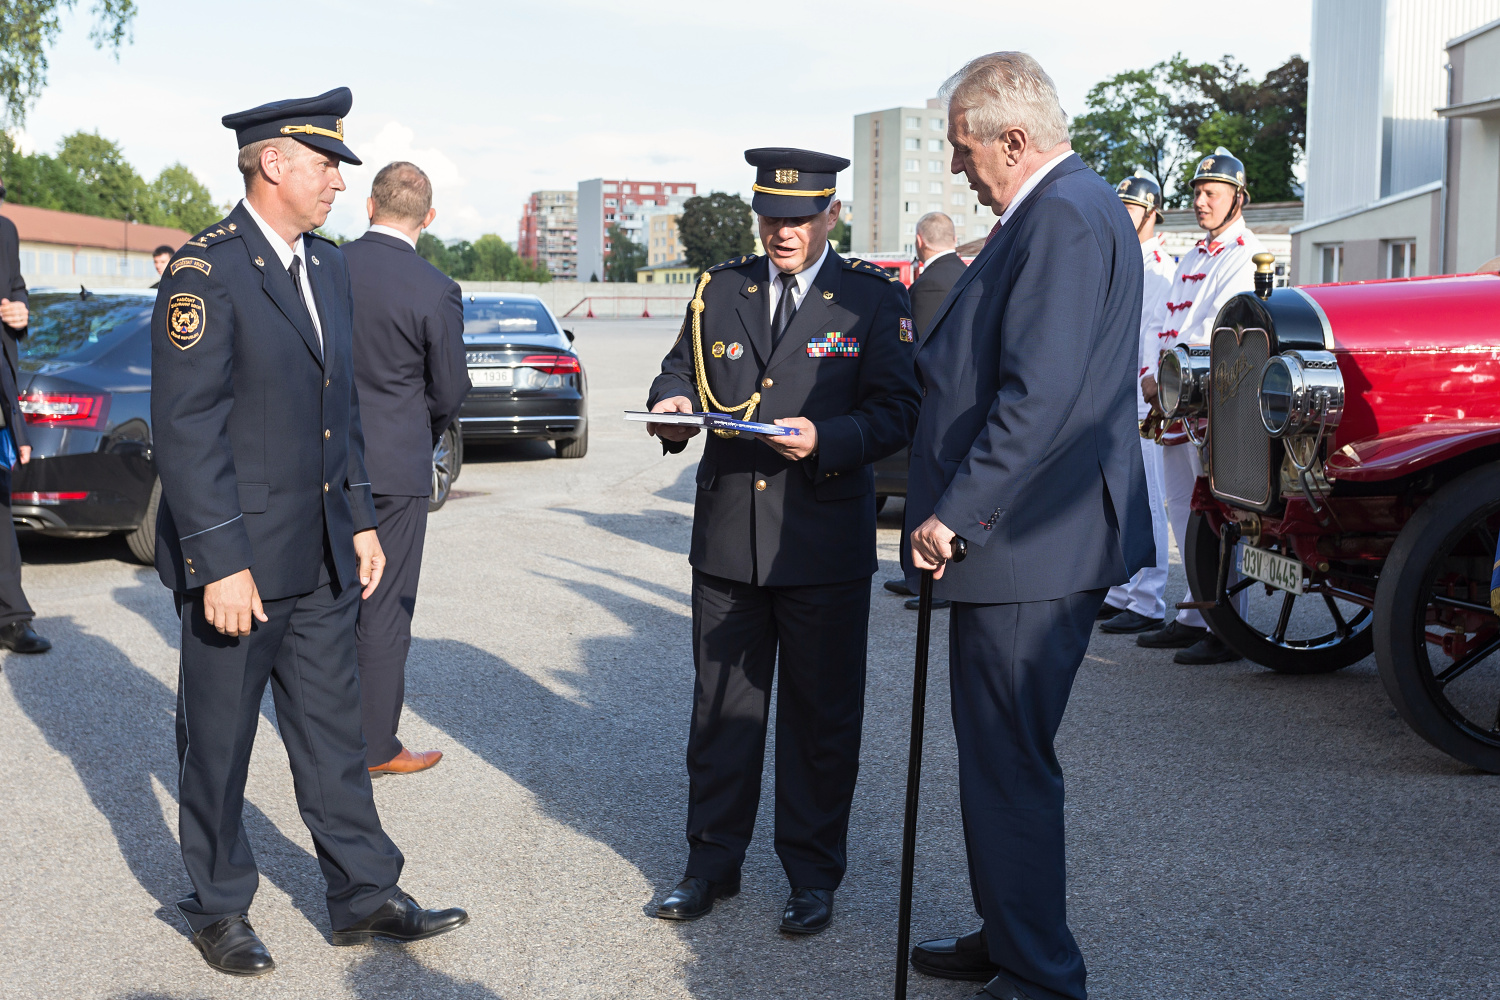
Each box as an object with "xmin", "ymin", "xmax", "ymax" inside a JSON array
[{"xmin": 1291, "ymin": 0, "xmax": 1500, "ymax": 282}]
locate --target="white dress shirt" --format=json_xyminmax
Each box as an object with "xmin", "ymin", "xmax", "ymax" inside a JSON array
[
  {"xmin": 368, "ymin": 223, "xmax": 417, "ymax": 250},
  {"xmin": 767, "ymin": 240, "xmax": 830, "ymax": 325},
  {"xmin": 997, "ymin": 148, "xmax": 1074, "ymax": 227},
  {"xmin": 920, "ymin": 248, "xmax": 957, "ymax": 271},
  {"xmin": 240, "ymin": 197, "xmax": 323, "ymax": 350}
]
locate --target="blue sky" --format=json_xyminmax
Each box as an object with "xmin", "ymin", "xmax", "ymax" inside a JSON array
[{"xmin": 23, "ymin": 0, "xmax": 1312, "ymax": 242}]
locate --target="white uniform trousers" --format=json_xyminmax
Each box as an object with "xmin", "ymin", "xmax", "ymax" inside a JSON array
[
  {"xmin": 1107, "ymin": 438, "xmax": 1169, "ymax": 619},
  {"xmin": 1162, "ymin": 441, "xmax": 1247, "ymax": 630}
]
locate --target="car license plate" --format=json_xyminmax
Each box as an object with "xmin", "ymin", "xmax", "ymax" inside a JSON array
[
  {"xmin": 471, "ymin": 367, "xmax": 514, "ymax": 387},
  {"xmin": 1239, "ymin": 545, "xmax": 1305, "ymax": 595}
]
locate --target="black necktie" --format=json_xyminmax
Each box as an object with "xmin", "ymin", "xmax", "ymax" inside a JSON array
[
  {"xmin": 288, "ymin": 255, "xmax": 310, "ymax": 316},
  {"xmin": 773, "ymin": 271, "xmax": 798, "ymax": 347}
]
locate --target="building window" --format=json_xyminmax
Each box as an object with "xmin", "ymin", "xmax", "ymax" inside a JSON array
[
  {"xmin": 1319, "ymin": 244, "xmax": 1344, "ymax": 283},
  {"xmin": 1386, "ymin": 239, "xmax": 1416, "ymax": 278},
  {"xmin": 903, "ymin": 242, "xmax": 915, "ymax": 254},
  {"xmin": 951, "ymin": 192, "xmax": 965, "ymax": 205},
  {"xmin": 904, "ymin": 181, "xmax": 919, "ymax": 193},
  {"xmin": 930, "ymin": 118, "xmax": 944, "ymax": 131},
  {"xmin": 604, "ymin": 183, "xmax": 617, "ymax": 192},
  {"xmin": 906, "ymin": 116, "xmax": 920, "ymax": 129},
  {"xmin": 905, "ymin": 137, "xmax": 920, "ymax": 150},
  {"xmin": 904, "ymin": 223, "xmax": 916, "ymax": 235},
  {"xmin": 927, "ymin": 139, "xmax": 944, "ymax": 152},
  {"xmin": 19, "ymin": 251, "xmax": 33, "ymax": 272},
  {"xmin": 904, "ymin": 201, "xmax": 916, "ymax": 213},
  {"xmin": 639, "ymin": 184, "xmax": 655, "ymax": 194},
  {"xmin": 926, "ymin": 182, "xmax": 940, "ymax": 194},
  {"xmin": 905, "ymin": 159, "xmax": 919, "ymax": 172},
  {"xmin": 38, "ymin": 252, "xmax": 53, "ymax": 274},
  {"xmin": 605, "ymin": 198, "xmax": 617, "ymax": 207},
  {"xmin": 928, "ymin": 202, "xmax": 942, "ymax": 212}
]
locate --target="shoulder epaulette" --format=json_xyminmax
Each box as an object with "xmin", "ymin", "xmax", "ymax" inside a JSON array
[
  {"xmin": 708, "ymin": 254, "xmax": 758, "ymax": 273},
  {"xmin": 183, "ymin": 218, "xmax": 240, "ymax": 250},
  {"xmin": 843, "ymin": 257, "xmax": 901, "ymax": 282}
]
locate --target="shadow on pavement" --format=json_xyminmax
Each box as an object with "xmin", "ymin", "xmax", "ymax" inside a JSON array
[
  {"xmin": 347, "ymin": 947, "xmax": 506, "ymax": 999},
  {"xmin": 461, "ymin": 439, "xmax": 557, "ymax": 465},
  {"xmin": 550, "ymin": 507, "xmax": 692, "ymax": 556},
  {"xmin": 18, "ymin": 532, "xmax": 139, "ymax": 566}
]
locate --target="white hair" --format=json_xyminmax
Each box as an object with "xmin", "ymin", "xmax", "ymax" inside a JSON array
[{"xmin": 940, "ymin": 51, "xmax": 1070, "ymax": 149}]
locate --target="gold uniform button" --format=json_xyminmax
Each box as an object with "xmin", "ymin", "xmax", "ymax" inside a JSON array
[
  {"xmin": 325, "ymin": 379, "xmax": 331, "ymax": 387},
  {"xmin": 761, "ymin": 377, "xmax": 774, "ymax": 389},
  {"xmin": 324, "ymin": 429, "xmax": 331, "ymax": 440},
  {"xmin": 755, "ymin": 479, "xmax": 767, "ymax": 492},
  {"xmin": 324, "ymin": 483, "xmax": 330, "ymax": 493}
]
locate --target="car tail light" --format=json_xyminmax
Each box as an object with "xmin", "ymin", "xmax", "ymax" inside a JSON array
[
  {"xmin": 18, "ymin": 391, "xmax": 111, "ymax": 429},
  {"xmin": 12, "ymin": 492, "xmax": 89, "ymax": 505},
  {"xmin": 520, "ymin": 354, "xmax": 582, "ymax": 375}
]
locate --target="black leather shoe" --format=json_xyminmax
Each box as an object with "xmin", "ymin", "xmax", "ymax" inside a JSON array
[
  {"xmin": 883, "ymin": 578, "xmax": 914, "ymax": 596},
  {"xmin": 977, "ymin": 973, "xmax": 1038, "ymax": 999},
  {"xmin": 1096, "ymin": 601, "xmax": 1127, "ymax": 620},
  {"xmin": 331, "ymin": 888, "xmax": 468, "ymax": 945},
  {"xmin": 779, "ymin": 887, "xmax": 833, "ymax": 934},
  {"xmin": 190, "ymin": 915, "xmax": 275, "ymax": 977},
  {"xmin": 1174, "ymin": 634, "xmax": 1244, "ymax": 665},
  {"xmin": 905, "ymin": 597, "xmax": 951, "ymax": 610},
  {"xmin": 1136, "ymin": 619, "xmax": 1208, "ymax": 649},
  {"xmin": 654, "ymin": 875, "xmax": 740, "ymax": 921},
  {"xmin": 1099, "ymin": 610, "xmax": 1164, "ymax": 634},
  {"xmin": 911, "ymin": 926, "xmax": 999, "ymax": 981},
  {"xmin": 0, "ymin": 621, "xmax": 50, "ymax": 653}
]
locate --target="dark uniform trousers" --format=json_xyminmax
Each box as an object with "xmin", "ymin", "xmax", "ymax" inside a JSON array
[
  {"xmin": 949, "ymin": 588, "xmax": 1107, "ymax": 1000},
  {"xmin": 174, "ymin": 548, "xmax": 403, "ymax": 932},
  {"xmin": 0, "ymin": 463, "xmax": 34, "ymax": 628},
  {"xmin": 686, "ymin": 569, "xmax": 870, "ymax": 890},
  {"xmin": 354, "ymin": 493, "xmax": 428, "ymax": 765}
]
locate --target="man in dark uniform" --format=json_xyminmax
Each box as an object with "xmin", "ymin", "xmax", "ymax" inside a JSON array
[
  {"xmin": 152, "ymin": 88, "xmax": 467, "ymax": 977},
  {"xmin": 0, "ymin": 179, "xmax": 49, "ymax": 655},
  {"xmin": 343, "ymin": 160, "xmax": 470, "ymax": 776},
  {"xmin": 909, "ymin": 210, "xmax": 967, "ymax": 337},
  {"xmin": 646, "ymin": 147, "xmax": 921, "ymax": 935}
]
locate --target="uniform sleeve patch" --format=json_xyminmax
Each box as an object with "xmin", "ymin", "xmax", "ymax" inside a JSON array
[
  {"xmin": 899, "ymin": 317, "xmax": 915, "ymax": 342},
  {"xmin": 169, "ymin": 257, "xmax": 211, "ymax": 278},
  {"xmin": 167, "ymin": 293, "xmax": 205, "ymax": 350}
]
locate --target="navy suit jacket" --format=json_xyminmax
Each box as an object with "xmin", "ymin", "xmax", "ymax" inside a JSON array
[
  {"xmin": 342, "ymin": 230, "xmax": 470, "ymax": 497},
  {"xmin": 0, "ymin": 214, "xmax": 29, "ymax": 447},
  {"xmin": 150, "ymin": 203, "xmax": 378, "ymax": 600},
  {"xmin": 909, "ymin": 251, "xmax": 966, "ymax": 338},
  {"xmin": 903, "ymin": 154, "xmax": 1154, "ymax": 603}
]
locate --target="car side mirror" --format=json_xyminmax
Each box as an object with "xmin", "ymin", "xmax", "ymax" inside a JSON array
[{"xmin": 563, "ymin": 329, "xmax": 576, "ymax": 343}]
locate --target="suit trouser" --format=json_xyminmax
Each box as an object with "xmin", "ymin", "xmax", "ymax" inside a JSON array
[
  {"xmin": 356, "ymin": 493, "xmax": 429, "ymax": 766},
  {"xmin": 684, "ymin": 569, "xmax": 870, "ymax": 890},
  {"xmin": 0, "ymin": 463, "xmax": 34, "ymax": 628},
  {"xmin": 949, "ymin": 589, "xmax": 1106, "ymax": 1000},
  {"xmin": 174, "ymin": 559, "xmax": 404, "ymax": 932},
  {"xmin": 1106, "ymin": 437, "xmax": 1169, "ymax": 619}
]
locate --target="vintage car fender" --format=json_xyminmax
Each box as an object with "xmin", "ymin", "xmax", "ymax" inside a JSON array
[{"xmin": 1325, "ymin": 419, "xmax": 1500, "ymax": 482}]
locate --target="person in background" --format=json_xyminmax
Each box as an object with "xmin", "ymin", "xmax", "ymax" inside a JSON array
[
  {"xmin": 884, "ymin": 210, "xmax": 968, "ymax": 609},
  {"xmin": 0, "ymin": 176, "xmax": 49, "ymax": 656},
  {"xmin": 1097, "ymin": 170, "xmax": 1175, "ymax": 636},
  {"xmin": 342, "ymin": 161, "xmax": 470, "ymax": 777},
  {"xmin": 1136, "ymin": 147, "xmax": 1262, "ymax": 665},
  {"xmin": 151, "ymin": 244, "xmax": 174, "ymax": 287}
]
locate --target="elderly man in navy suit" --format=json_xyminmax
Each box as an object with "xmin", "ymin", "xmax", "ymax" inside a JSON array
[
  {"xmin": 903, "ymin": 53, "xmax": 1153, "ymax": 1000},
  {"xmin": 343, "ymin": 161, "xmax": 470, "ymax": 777}
]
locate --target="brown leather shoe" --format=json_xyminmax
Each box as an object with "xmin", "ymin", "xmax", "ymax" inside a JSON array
[{"xmin": 369, "ymin": 748, "xmax": 443, "ymax": 776}]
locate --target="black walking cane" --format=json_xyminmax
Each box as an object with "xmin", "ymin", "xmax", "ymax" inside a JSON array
[{"xmin": 895, "ymin": 534, "xmax": 966, "ymax": 1000}]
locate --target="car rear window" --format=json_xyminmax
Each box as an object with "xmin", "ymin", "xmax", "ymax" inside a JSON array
[
  {"xmin": 21, "ymin": 293, "xmax": 154, "ymax": 368},
  {"xmin": 462, "ymin": 298, "xmax": 568, "ymax": 348}
]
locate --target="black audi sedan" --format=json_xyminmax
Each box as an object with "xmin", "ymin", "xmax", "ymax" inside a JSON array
[
  {"xmin": 10, "ymin": 288, "xmax": 157, "ymax": 561},
  {"xmin": 459, "ymin": 293, "xmax": 588, "ymax": 458}
]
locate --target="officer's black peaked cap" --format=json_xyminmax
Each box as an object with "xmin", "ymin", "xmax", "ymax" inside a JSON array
[
  {"xmin": 222, "ymin": 87, "xmax": 362, "ymax": 166},
  {"xmin": 745, "ymin": 147, "xmax": 849, "ymax": 217}
]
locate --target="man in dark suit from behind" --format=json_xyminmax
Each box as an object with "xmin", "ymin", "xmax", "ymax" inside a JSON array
[
  {"xmin": 0, "ymin": 181, "xmax": 49, "ymax": 655},
  {"xmin": 343, "ymin": 161, "xmax": 470, "ymax": 776},
  {"xmin": 909, "ymin": 211, "xmax": 966, "ymax": 338}
]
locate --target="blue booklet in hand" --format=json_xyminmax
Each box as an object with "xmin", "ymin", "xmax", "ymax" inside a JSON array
[{"xmin": 623, "ymin": 411, "xmax": 800, "ymax": 436}]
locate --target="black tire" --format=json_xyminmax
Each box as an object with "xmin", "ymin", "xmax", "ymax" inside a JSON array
[
  {"xmin": 555, "ymin": 423, "xmax": 588, "ymax": 459},
  {"xmin": 1184, "ymin": 510, "xmax": 1374, "ymax": 674},
  {"xmin": 875, "ymin": 495, "xmax": 888, "ymax": 513},
  {"xmin": 1374, "ymin": 462, "xmax": 1500, "ymax": 772},
  {"xmin": 124, "ymin": 478, "xmax": 160, "ymax": 565},
  {"xmin": 430, "ymin": 424, "xmax": 461, "ymax": 512}
]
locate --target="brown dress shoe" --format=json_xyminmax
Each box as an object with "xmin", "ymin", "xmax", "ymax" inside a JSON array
[{"xmin": 369, "ymin": 748, "xmax": 443, "ymax": 776}]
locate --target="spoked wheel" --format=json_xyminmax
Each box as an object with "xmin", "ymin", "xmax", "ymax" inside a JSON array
[
  {"xmin": 430, "ymin": 424, "xmax": 462, "ymax": 512},
  {"xmin": 1185, "ymin": 511, "xmax": 1375, "ymax": 674},
  {"xmin": 1375, "ymin": 463, "xmax": 1500, "ymax": 772}
]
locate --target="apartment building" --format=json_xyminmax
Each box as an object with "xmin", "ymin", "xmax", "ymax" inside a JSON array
[
  {"xmin": 851, "ymin": 98, "xmax": 996, "ymax": 257},
  {"xmin": 518, "ymin": 190, "xmax": 578, "ymax": 280},
  {"xmin": 644, "ymin": 211, "xmax": 687, "ymax": 267},
  {"xmin": 576, "ymin": 178, "xmax": 697, "ymax": 282}
]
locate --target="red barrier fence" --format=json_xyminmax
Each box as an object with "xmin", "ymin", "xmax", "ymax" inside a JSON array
[{"xmin": 560, "ymin": 296, "xmax": 694, "ymax": 319}]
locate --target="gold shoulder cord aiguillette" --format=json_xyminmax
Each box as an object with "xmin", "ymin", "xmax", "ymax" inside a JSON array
[{"xmin": 690, "ymin": 270, "xmax": 760, "ymax": 437}]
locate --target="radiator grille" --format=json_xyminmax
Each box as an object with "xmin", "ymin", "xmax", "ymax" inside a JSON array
[{"xmin": 1208, "ymin": 325, "xmax": 1274, "ymax": 508}]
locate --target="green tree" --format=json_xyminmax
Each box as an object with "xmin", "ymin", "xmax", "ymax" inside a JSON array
[
  {"xmin": 0, "ymin": 1, "xmax": 136, "ymax": 124},
  {"xmin": 830, "ymin": 216, "xmax": 850, "ymax": 254},
  {"xmin": 142, "ymin": 163, "xmax": 221, "ymax": 233},
  {"xmin": 417, "ymin": 231, "xmax": 453, "ymax": 273},
  {"xmin": 604, "ymin": 223, "xmax": 645, "ymax": 282},
  {"xmin": 418, "ymin": 232, "xmax": 551, "ymax": 282},
  {"xmin": 679, "ymin": 192, "xmax": 753, "ymax": 274},
  {"xmin": 1169, "ymin": 55, "xmax": 1307, "ymax": 204},
  {"xmin": 1070, "ymin": 60, "xmax": 1193, "ymax": 202},
  {"xmin": 54, "ymin": 130, "xmax": 144, "ymax": 218},
  {"xmin": 0, "ymin": 130, "xmax": 80, "ymax": 209}
]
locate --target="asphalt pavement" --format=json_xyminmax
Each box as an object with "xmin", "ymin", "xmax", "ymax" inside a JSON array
[{"xmin": 1, "ymin": 317, "xmax": 1498, "ymax": 1000}]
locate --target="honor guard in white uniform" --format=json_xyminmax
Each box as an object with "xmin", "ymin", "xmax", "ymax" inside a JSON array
[
  {"xmin": 1137, "ymin": 147, "xmax": 1262, "ymax": 664},
  {"xmin": 1099, "ymin": 170, "xmax": 1175, "ymax": 635}
]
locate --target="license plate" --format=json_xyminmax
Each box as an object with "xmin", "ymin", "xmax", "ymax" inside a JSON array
[
  {"xmin": 1239, "ymin": 545, "xmax": 1305, "ymax": 595},
  {"xmin": 470, "ymin": 367, "xmax": 514, "ymax": 387}
]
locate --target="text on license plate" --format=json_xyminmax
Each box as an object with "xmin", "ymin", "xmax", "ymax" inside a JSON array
[
  {"xmin": 1239, "ymin": 545, "xmax": 1305, "ymax": 595},
  {"xmin": 471, "ymin": 367, "xmax": 514, "ymax": 387}
]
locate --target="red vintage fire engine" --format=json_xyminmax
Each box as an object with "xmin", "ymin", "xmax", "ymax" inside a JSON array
[{"xmin": 1157, "ymin": 255, "xmax": 1500, "ymax": 771}]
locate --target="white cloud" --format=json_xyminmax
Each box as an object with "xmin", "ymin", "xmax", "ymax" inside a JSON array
[{"xmin": 323, "ymin": 119, "xmax": 469, "ymax": 240}]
